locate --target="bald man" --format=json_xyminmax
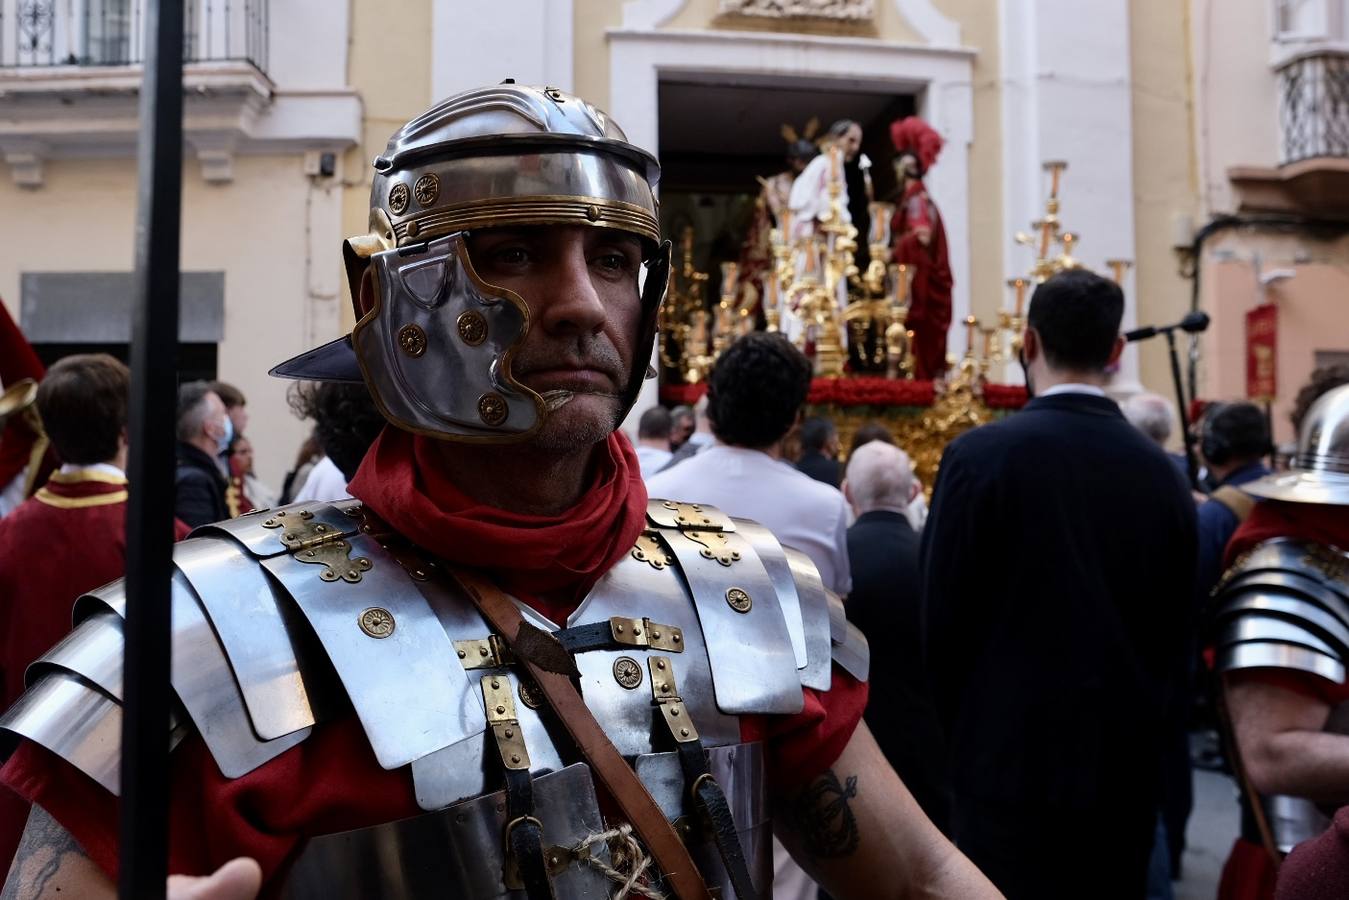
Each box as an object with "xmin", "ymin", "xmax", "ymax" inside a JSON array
[{"xmin": 843, "ymin": 442, "xmax": 950, "ymax": 831}]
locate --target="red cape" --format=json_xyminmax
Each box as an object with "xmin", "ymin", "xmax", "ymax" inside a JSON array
[{"xmin": 891, "ymin": 180, "xmax": 953, "ymax": 380}]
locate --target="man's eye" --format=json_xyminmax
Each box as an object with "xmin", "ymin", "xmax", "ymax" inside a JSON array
[
  {"xmin": 491, "ymin": 247, "xmax": 529, "ymax": 266},
  {"xmin": 595, "ymin": 252, "xmax": 633, "ymax": 272}
]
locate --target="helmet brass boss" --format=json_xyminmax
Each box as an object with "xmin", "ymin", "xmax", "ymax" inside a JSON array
[{"xmin": 273, "ymin": 83, "xmax": 670, "ymax": 443}]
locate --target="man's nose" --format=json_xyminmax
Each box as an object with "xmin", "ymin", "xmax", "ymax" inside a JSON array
[{"xmin": 535, "ymin": 243, "xmax": 606, "ymax": 336}]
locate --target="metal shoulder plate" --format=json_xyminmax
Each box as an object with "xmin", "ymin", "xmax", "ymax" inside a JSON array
[
  {"xmin": 1212, "ymin": 538, "xmax": 1349, "ymax": 685},
  {"xmin": 1, "ymin": 499, "xmax": 489, "ymax": 794}
]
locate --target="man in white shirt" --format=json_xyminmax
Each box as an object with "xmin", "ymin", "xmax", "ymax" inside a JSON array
[
  {"xmin": 633, "ymin": 406, "xmax": 673, "ymax": 477},
  {"xmin": 647, "ymin": 333, "xmax": 851, "ymax": 604},
  {"xmin": 787, "ymin": 119, "xmax": 863, "ymax": 244}
]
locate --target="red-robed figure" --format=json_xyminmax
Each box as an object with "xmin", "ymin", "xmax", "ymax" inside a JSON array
[{"xmin": 889, "ymin": 117, "xmax": 953, "ymax": 381}]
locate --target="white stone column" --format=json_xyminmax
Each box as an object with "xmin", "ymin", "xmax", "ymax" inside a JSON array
[
  {"xmin": 431, "ymin": 0, "xmax": 575, "ymax": 99},
  {"xmin": 1000, "ymin": 0, "xmax": 1140, "ymax": 388}
]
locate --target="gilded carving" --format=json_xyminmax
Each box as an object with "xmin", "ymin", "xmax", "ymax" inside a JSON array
[{"xmin": 719, "ymin": 0, "xmax": 874, "ymax": 20}]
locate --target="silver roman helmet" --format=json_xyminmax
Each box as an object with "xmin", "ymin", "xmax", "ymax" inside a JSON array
[
  {"xmin": 271, "ymin": 82, "xmax": 670, "ymax": 443},
  {"xmin": 1245, "ymin": 383, "xmax": 1349, "ymax": 505}
]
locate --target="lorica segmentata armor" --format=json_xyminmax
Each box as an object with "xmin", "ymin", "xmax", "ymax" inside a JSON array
[
  {"xmin": 1212, "ymin": 537, "xmax": 1349, "ymax": 852},
  {"xmin": 1, "ymin": 497, "xmax": 867, "ymax": 898}
]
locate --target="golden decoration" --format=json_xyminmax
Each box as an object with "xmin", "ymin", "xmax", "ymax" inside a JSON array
[
  {"xmin": 387, "ymin": 182, "xmax": 410, "ymax": 215},
  {"xmin": 413, "ymin": 173, "xmax": 441, "ymax": 208},
  {"xmin": 631, "ymin": 532, "xmax": 672, "ymax": 570},
  {"xmin": 725, "ymin": 587, "xmax": 752, "ymax": 614},
  {"xmin": 613, "ymin": 656, "xmax": 643, "ymax": 690},
  {"xmin": 457, "ymin": 310, "xmax": 488, "ymax": 346},
  {"xmin": 683, "ymin": 530, "xmax": 740, "ymax": 567},
  {"xmin": 397, "ymin": 323, "xmax": 428, "ymax": 358},
  {"xmin": 518, "ymin": 676, "xmax": 544, "ymax": 710},
  {"xmin": 359, "ymin": 607, "xmax": 395, "ymax": 639},
  {"xmin": 478, "ymin": 392, "xmax": 509, "ymax": 426}
]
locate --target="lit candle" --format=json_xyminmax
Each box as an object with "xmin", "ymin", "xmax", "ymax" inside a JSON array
[{"xmin": 965, "ymin": 315, "xmax": 978, "ymax": 355}]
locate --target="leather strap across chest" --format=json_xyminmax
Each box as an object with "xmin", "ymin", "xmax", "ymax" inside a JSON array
[{"xmin": 451, "ymin": 568, "xmax": 715, "ymax": 900}]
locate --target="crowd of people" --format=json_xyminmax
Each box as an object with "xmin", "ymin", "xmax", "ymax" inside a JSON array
[{"xmin": 0, "ymin": 81, "xmax": 1347, "ymax": 900}]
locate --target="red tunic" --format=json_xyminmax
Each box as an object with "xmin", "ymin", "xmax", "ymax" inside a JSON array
[
  {"xmin": 890, "ymin": 179, "xmax": 953, "ymax": 380},
  {"xmin": 0, "ymin": 429, "xmax": 867, "ymax": 894},
  {"xmin": 0, "ymin": 471, "xmax": 190, "ymax": 868},
  {"xmin": 1217, "ymin": 500, "xmax": 1349, "ymax": 900}
]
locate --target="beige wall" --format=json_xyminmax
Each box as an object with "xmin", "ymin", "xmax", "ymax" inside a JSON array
[
  {"xmin": 0, "ymin": 154, "xmax": 329, "ymax": 489},
  {"xmin": 933, "ymin": 0, "xmax": 1002, "ymax": 325},
  {"xmin": 1200, "ymin": 231, "xmax": 1349, "ymax": 446},
  {"xmin": 1190, "ymin": 0, "xmax": 1279, "ymax": 215},
  {"xmin": 573, "ymin": 0, "xmax": 624, "ymax": 112},
  {"xmin": 1130, "ymin": 0, "xmax": 1201, "ymax": 398},
  {"xmin": 340, "ymin": 0, "xmax": 435, "ymax": 327}
]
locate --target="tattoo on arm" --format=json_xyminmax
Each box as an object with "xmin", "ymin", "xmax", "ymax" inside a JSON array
[
  {"xmin": 1, "ymin": 805, "xmax": 90, "ymax": 900},
  {"xmin": 790, "ymin": 769, "xmax": 860, "ymax": 859}
]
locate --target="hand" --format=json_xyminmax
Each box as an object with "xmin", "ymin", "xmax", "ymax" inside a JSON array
[{"xmin": 167, "ymin": 858, "xmax": 262, "ymax": 900}]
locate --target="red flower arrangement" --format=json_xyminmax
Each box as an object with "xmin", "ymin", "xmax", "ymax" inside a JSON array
[
  {"xmin": 660, "ymin": 378, "xmax": 1027, "ymax": 411},
  {"xmin": 982, "ymin": 383, "xmax": 1029, "ymax": 410}
]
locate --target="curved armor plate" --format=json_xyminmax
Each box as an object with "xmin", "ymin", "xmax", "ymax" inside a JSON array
[
  {"xmin": 1213, "ymin": 537, "xmax": 1349, "ymax": 853},
  {"xmin": 1, "ymin": 497, "xmax": 865, "ymax": 897}
]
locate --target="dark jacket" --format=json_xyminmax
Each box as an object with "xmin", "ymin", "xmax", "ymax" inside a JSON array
[
  {"xmin": 847, "ymin": 509, "xmax": 951, "ymax": 833},
  {"xmin": 1196, "ymin": 461, "xmax": 1270, "ymax": 600},
  {"xmin": 796, "ymin": 451, "xmax": 842, "ymax": 488},
  {"xmin": 920, "ymin": 392, "xmax": 1197, "ymax": 899},
  {"xmin": 175, "ymin": 441, "xmax": 230, "ymax": 529}
]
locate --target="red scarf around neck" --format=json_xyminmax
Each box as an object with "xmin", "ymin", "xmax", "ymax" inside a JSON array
[{"xmin": 347, "ymin": 425, "xmax": 648, "ymax": 621}]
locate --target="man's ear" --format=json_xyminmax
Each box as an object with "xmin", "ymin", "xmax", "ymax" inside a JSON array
[
  {"xmin": 1021, "ymin": 327, "xmax": 1039, "ymax": 362},
  {"xmin": 356, "ymin": 268, "xmax": 377, "ymax": 319},
  {"xmin": 1106, "ymin": 333, "xmax": 1126, "ymax": 367}
]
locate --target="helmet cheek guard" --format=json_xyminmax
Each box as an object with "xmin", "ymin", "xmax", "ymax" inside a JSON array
[{"xmin": 270, "ymin": 83, "xmax": 666, "ymax": 445}]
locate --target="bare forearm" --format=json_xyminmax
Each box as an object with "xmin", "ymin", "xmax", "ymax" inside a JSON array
[
  {"xmin": 775, "ymin": 722, "xmax": 1002, "ymax": 900},
  {"xmin": 1, "ymin": 805, "xmax": 113, "ymax": 900},
  {"xmin": 1247, "ymin": 729, "xmax": 1349, "ymax": 804}
]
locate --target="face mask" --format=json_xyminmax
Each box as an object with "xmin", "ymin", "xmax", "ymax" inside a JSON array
[
  {"xmin": 1018, "ymin": 348, "xmax": 1035, "ymax": 400},
  {"xmin": 217, "ymin": 414, "xmax": 234, "ymax": 455}
]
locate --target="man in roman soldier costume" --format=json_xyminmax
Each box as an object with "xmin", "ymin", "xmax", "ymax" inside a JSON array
[
  {"xmin": 1210, "ymin": 383, "xmax": 1349, "ymax": 900},
  {"xmin": 0, "ymin": 84, "xmax": 999, "ymax": 900},
  {"xmin": 888, "ymin": 117, "xmax": 953, "ymax": 381}
]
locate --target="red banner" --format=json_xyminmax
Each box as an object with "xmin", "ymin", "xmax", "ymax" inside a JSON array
[{"xmin": 1245, "ymin": 303, "xmax": 1278, "ymax": 401}]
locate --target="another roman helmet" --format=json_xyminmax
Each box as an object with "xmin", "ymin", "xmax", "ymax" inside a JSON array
[
  {"xmin": 1244, "ymin": 383, "xmax": 1349, "ymax": 505},
  {"xmin": 271, "ymin": 82, "xmax": 669, "ymax": 443}
]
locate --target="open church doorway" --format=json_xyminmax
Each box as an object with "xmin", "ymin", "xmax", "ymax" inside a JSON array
[{"xmin": 655, "ymin": 73, "xmax": 915, "ymax": 303}]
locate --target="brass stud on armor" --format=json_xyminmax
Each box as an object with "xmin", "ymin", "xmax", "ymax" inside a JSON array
[
  {"xmin": 406, "ymin": 220, "xmax": 420, "ymax": 238},
  {"xmin": 388, "ymin": 182, "xmax": 410, "ymax": 215},
  {"xmin": 398, "ymin": 323, "xmax": 428, "ymax": 358},
  {"xmin": 496, "ymin": 705, "xmax": 506, "ymax": 714},
  {"xmin": 457, "ymin": 310, "xmax": 488, "ymax": 346},
  {"xmin": 585, "ymin": 204, "xmax": 601, "ymax": 221},
  {"xmin": 478, "ymin": 393, "xmax": 508, "ymax": 426},
  {"xmin": 518, "ymin": 678, "xmax": 543, "ymax": 710},
  {"xmin": 613, "ymin": 656, "xmax": 642, "ymax": 690},
  {"xmin": 413, "ymin": 173, "xmax": 440, "ymax": 208},
  {"xmin": 725, "ymin": 587, "xmax": 752, "ymax": 613},
  {"xmin": 358, "ymin": 607, "xmax": 395, "ymax": 639}
]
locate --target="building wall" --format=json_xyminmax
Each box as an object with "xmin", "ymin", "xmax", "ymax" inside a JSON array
[
  {"xmin": 1200, "ymin": 231, "xmax": 1349, "ymax": 446},
  {"xmin": 1190, "ymin": 0, "xmax": 1280, "ymax": 215},
  {"xmin": 1130, "ymin": 0, "xmax": 1201, "ymax": 399},
  {"xmin": 0, "ymin": 153, "xmax": 337, "ymax": 489}
]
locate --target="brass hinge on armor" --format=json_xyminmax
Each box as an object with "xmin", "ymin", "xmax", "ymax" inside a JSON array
[
  {"xmin": 457, "ymin": 635, "xmax": 516, "ymax": 670},
  {"xmin": 272, "ymin": 515, "xmax": 372, "ymax": 584},
  {"xmin": 611, "ymin": 617, "xmax": 685, "ymax": 652},
  {"xmin": 650, "ymin": 658, "xmax": 760, "ymax": 900}
]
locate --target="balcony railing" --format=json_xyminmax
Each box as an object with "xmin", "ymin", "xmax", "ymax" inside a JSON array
[
  {"xmin": 1278, "ymin": 49, "xmax": 1349, "ymax": 164},
  {"xmin": 0, "ymin": 0, "xmax": 268, "ymax": 72}
]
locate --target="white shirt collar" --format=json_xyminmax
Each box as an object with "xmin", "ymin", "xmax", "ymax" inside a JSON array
[
  {"xmin": 1038, "ymin": 383, "xmax": 1107, "ymax": 399},
  {"xmin": 59, "ymin": 462, "xmax": 126, "ymax": 478}
]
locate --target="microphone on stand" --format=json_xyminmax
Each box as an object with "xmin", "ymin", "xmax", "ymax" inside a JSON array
[
  {"xmin": 1125, "ymin": 311, "xmax": 1210, "ymax": 343},
  {"xmin": 1122, "ymin": 310, "xmax": 1211, "ymax": 490}
]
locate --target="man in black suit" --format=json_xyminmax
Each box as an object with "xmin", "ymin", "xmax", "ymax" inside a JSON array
[
  {"xmin": 920, "ymin": 269, "xmax": 1197, "ymax": 900},
  {"xmin": 796, "ymin": 416, "xmax": 842, "ymax": 487},
  {"xmin": 844, "ymin": 440, "xmax": 951, "ymax": 834}
]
